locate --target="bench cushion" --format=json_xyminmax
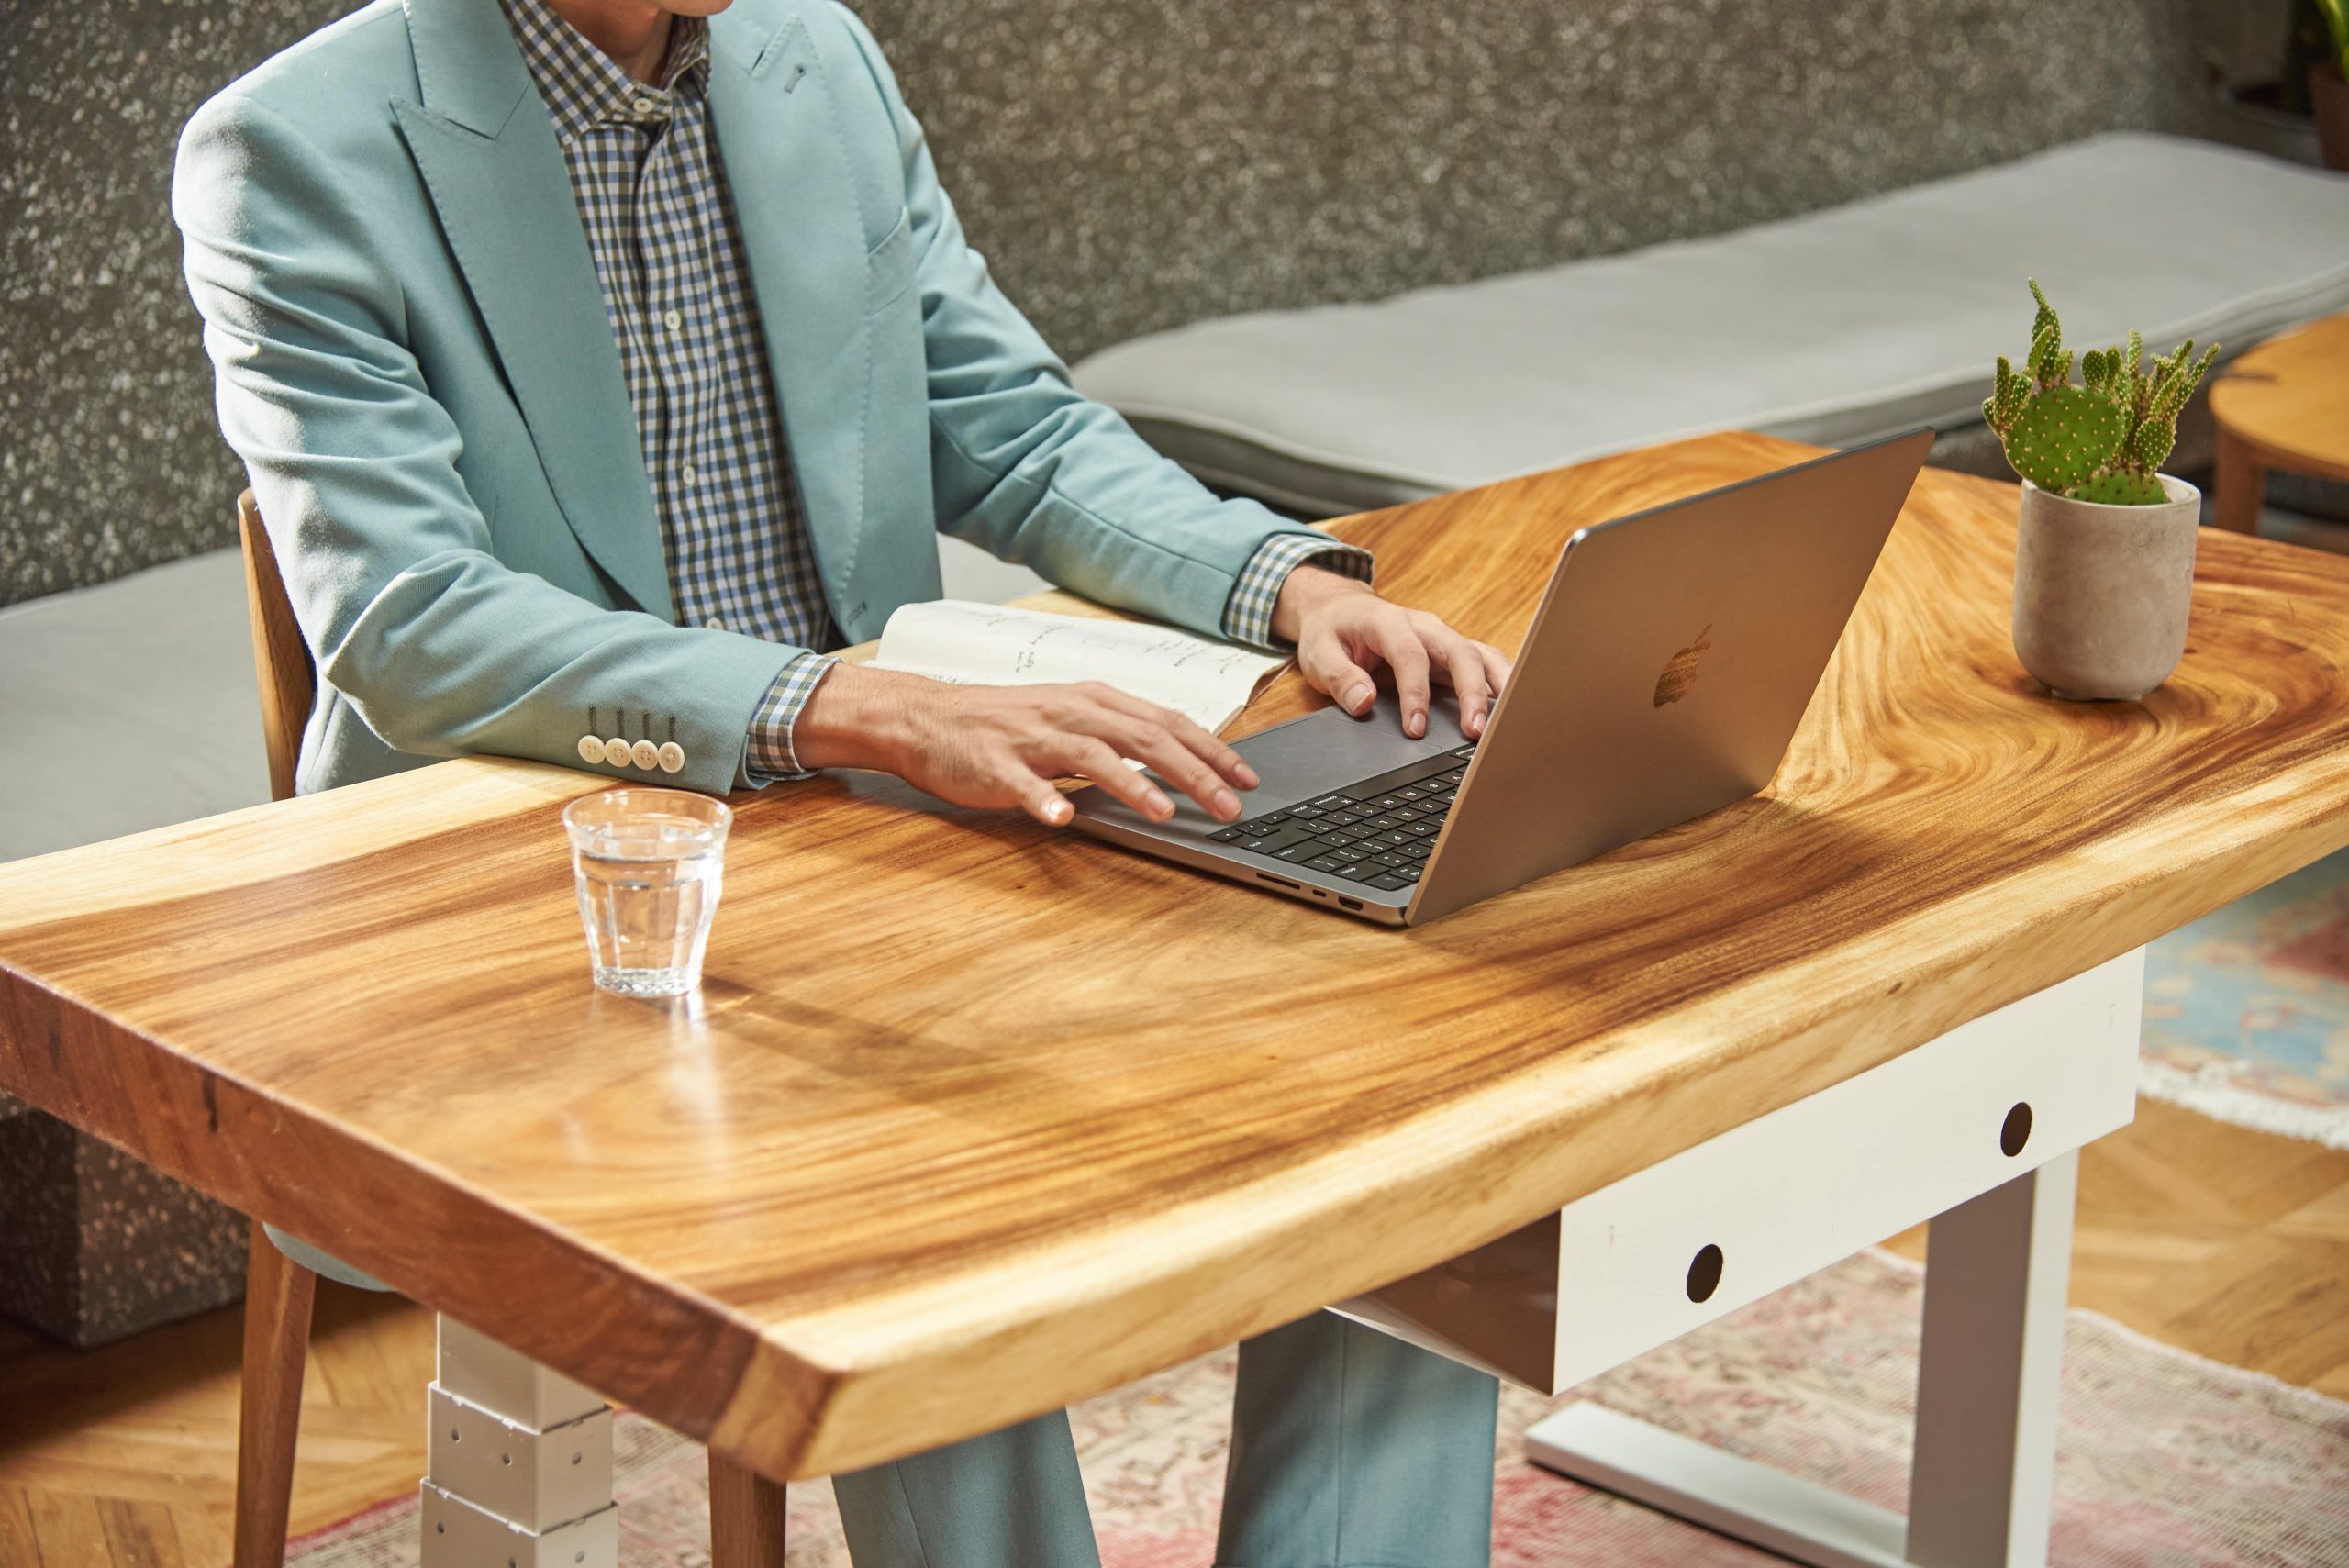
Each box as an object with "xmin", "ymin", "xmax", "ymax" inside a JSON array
[
  {"xmin": 0, "ymin": 549, "xmax": 270, "ymax": 865},
  {"xmin": 1073, "ymin": 134, "xmax": 2349, "ymax": 516}
]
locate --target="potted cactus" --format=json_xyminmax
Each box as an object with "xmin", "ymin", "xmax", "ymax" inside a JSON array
[
  {"xmin": 1984, "ymin": 281, "xmax": 2218, "ymax": 701},
  {"xmin": 2312, "ymin": 0, "xmax": 2349, "ymax": 170}
]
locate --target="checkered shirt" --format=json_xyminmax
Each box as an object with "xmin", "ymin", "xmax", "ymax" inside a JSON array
[{"xmin": 503, "ymin": 2, "xmax": 1365, "ymax": 781}]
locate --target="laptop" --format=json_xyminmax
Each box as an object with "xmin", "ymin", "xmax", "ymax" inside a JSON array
[{"xmin": 1071, "ymin": 431, "xmax": 1934, "ymax": 926}]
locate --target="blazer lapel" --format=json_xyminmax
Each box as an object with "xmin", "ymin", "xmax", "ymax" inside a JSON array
[
  {"xmin": 708, "ymin": 7, "xmax": 885, "ymax": 635},
  {"xmin": 391, "ymin": 0, "xmax": 674, "ymax": 620}
]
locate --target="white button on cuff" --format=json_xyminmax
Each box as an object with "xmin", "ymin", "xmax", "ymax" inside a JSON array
[
  {"xmin": 602, "ymin": 736, "xmax": 633, "ymax": 767},
  {"xmin": 657, "ymin": 741, "xmax": 685, "ymax": 773},
  {"xmin": 631, "ymin": 740, "xmax": 661, "ymax": 770},
  {"xmin": 704, "ymin": 615, "xmax": 726, "ymax": 631},
  {"xmin": 577, "ymin": 734, "xmax": 605, "ymax": 765}
]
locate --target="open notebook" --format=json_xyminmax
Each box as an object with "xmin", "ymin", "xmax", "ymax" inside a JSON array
[{"xmin": 866, "ymin": 601, "xmax": 1289, "ymax": 734}]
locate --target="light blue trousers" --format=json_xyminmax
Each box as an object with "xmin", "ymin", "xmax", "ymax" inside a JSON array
[
  {"xmin": 269, "ymin": 1229, "xmax": 1498, "ymax": 1566},
  {"xmin": 833, "ymin": 1311, "xmax": 1499, "ymax": 1568}
]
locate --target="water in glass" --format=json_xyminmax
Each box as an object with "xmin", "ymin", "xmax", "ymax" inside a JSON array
[{"xmin": 562, "ymin": 790, "xmax": 730, "ymax": 996}]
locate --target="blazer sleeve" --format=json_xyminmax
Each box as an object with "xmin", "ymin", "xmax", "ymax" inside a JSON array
[
  {"xmin": 173, "ymin": 91, "xmax": 798, "ymax": 796},
  {"xmin": 828, "ymin": 5, "xmax": 1341, "ymax": 641}
]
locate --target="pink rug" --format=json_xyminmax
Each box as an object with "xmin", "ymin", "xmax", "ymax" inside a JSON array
[{"xmin": 289, "ymin": 1252, "xmax": 2349, "ymax": 1566}]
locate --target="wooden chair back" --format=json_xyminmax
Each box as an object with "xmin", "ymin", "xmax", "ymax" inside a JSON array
[{"xmin": 235, "ymin": 490, "xmax": 317, "ymax": 804}]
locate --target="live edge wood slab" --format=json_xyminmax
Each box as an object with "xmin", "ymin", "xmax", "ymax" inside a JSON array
[{"xmin": 5, "ymin": 431, "xmax": 2348, "ymax": 1483}]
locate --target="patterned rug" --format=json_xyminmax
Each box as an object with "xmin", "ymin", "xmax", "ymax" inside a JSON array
[
  {"xmin": 288, "ymin": 1251, "xmax": 2349, "ymax": 1567},
  {"xmin": 2143, "ymin": 845, "xmax": 2349, "ymax": 1149}
]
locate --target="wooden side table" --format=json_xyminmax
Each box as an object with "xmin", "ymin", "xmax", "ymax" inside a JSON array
[{"xmin": 2208, "ymin": 312, "xmax": 2349, "ymax": 534}]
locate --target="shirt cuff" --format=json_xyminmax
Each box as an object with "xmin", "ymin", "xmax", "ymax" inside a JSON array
[
  {"xmin": 744, "ymin": 651, "xmax": 839, "ymax": 784},
  {"xmin": 1219, "ymin": 533, "xmax": 1375, "ymax": 650}
]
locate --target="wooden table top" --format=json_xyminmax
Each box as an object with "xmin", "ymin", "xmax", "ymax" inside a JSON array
[
  {"xmin": 6, "ymin": 431, "xmax": 2349, "ymax": 1483},
  {"xmin": 2209, "ymin": 312, "xmax": 2349, "ymax": 482}
]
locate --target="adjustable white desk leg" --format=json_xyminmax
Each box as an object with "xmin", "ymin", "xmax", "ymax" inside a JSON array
[
  {"xmin": 1524, "ymin": 1156, "xmax": 2081, "ymax": 1568},
  {"xmin": 1904, "ymin": 1151, "xmax": 2076, "ymax": 1568},
  {"xmin": 417, "ymin": 1314, "xmax": 620, "ymax": 1567},
  {"xmin": 1511, "ymin": 955, "xmax": 2132, "ymax": 1568}
]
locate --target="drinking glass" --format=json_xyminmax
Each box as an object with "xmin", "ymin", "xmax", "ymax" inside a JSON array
[{"xmin": 562, "ymin": 789, "xmax": 731, "ymax": 996}]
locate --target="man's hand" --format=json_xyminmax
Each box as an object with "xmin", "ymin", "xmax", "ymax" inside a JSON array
[
  {"xmin": 1272, "ymin": 565, "xmax": 1512, "ymax": 739},
  {"xmin": 792, "ymin": 664, "xmax": 1260, "ymax": 828}
]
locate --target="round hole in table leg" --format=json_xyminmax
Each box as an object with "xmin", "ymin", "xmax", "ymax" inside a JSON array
[
  {"xmin": 1687, "ymin": 1243, "xmax": 1724, "ymax": 1304},
  {"xmin": 2001, "ymin": 1101, "xmax": 2033, "ymax": 1157}
]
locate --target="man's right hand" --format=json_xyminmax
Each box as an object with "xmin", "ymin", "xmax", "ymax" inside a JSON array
[{"xmin": 791, "ymin": 664, "xmax": 1260, "ymax": 828}]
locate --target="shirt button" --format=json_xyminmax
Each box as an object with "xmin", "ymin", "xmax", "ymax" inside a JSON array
[
  {"xmin": 704, "ymin": 615, "xmax": 726, "ymax": 630},
  {"xmin": 630, "ymin": 740, "xmax": 662, "ymax": 770},
  {"xmin": 602, "ymin": 736, "xmax": 633, "ymax": 767},
  {"xmin": 680, "ymin": 463, "xmax": 698, "ymax": 485},
  {"xmin": 634, "ymin": 95, "xmax": 661, "ymax": 116},
  {"xmin": 662, "ymin": 308, "xmax": 683, "ymax": 331}
]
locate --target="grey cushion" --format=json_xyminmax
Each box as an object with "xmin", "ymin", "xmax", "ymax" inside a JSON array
[
  {"xmin": 0, "ymin": 549, "xmax": 270, "ymax": 864},
  {"xmin": 1074, "ymin": 134, "xmax": 2349, "ymax": 517}
]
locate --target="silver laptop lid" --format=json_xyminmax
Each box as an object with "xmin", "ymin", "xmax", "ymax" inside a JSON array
[{"xmin": 1406, "ymin": 431, "xmax": 1933, "ymax": 923}]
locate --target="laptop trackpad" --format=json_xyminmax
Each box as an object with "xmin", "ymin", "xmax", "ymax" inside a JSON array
[
  {"xmin": 1200, "ymin": 690, "xmax": 1467, "ymax": 820},
  {"xmin": 1079, "ymin": 690, "xmax": 1466, "ymax": 840}
]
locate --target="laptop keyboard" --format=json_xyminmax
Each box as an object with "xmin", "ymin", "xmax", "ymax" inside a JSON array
[{"xmin": 1205, "ymin": 743, "xmax": 1478, "ymax": 895}]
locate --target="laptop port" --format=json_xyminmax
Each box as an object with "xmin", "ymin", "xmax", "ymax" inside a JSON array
[
  {"xmin": 1256, "ymin": 872, "xmax": 1301, "ymax": 890},
  {"xmin": 1339, "ymin": 897, "xmax": 1364, "ymax": 911}
]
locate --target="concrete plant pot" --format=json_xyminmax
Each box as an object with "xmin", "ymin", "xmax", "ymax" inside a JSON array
[
  {"xmin": 2011, "ymin": 475, "xmax": 2199, "ymax": 701},
  {"xmin": 2315, "ymin": 64, "xmax": 2349, "ymax": 172}
]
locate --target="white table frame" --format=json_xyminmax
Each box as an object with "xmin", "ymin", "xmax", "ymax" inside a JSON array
[
  {"xmin": 1517, "ymin": 951, "xmax": 2139, "ymax": 1568},
  {"xmin": 1528, "ymin": 1152, "xmax": 2076, "ymax": 1568}
]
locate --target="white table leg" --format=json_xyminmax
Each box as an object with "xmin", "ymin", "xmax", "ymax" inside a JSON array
[
  {"xmin": 418, "ymin": 1314, "xmax": 620, "ymax": 1567},
  {"xmin": 1526, "ymin": 1153, "xmax": 2080, "ymax": 1568},
  {"xmin": 1526, "ymin": 1401, "xmax": 1911, "ymax": 1567},
  {"xmin": 1905, "ymin": 1151, "xmax": 2075, "ymax": 1568}
]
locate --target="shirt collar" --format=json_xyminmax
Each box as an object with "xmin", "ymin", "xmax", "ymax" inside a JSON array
[{"xmin": 501, "ymin": 0, "xmax": 710, "ymax": 145}]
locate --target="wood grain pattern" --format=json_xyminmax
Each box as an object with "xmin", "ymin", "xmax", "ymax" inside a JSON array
[
  {"xmin": 236, "ymin": 490, "xmax": 316, "ymax": 806},
  {"xmin": 7, "ymin": 431, "xmax": 2349, "ymax": 1485},
  {"xmin": 0, "ymin": 1279, "xmax": 428, "ymax": 1568}
]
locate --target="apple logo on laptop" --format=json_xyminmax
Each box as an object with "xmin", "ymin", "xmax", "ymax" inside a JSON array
[{"xmin": 1653, "ymin": 624, "xmax": 1713, "ymax": 707}]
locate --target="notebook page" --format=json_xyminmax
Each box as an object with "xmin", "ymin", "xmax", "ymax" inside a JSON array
[{"xmin": 869, "ymin": 600, "xmax": 1287, "ymax": 734}]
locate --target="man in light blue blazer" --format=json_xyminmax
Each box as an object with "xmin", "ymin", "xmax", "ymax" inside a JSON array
[{"xmin": 175, "ymin": 0, "xmax": 1507, "ymax": 1562}]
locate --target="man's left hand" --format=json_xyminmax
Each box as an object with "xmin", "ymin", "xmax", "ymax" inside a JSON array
[{"xmin": 1270, "ymin": 565, "xmax": 1514, "ymax": 740}]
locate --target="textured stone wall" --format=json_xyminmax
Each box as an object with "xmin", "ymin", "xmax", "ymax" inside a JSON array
[
  {"xmin": 862, "ymin": 0, "xmax": 2215, "ymax": 361},
  {"xmin": 2, "ymin": 1, "xmax": 352, "ymax": 606},
  {"xmin": 0, "ymin": 1103, "xmax": 250, "ymax": 1348},
  {"xmin": 0, "ymin": 0, "xmax": 2216, "ymax": 607}
]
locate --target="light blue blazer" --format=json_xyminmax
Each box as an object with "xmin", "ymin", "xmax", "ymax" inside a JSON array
[{"xmin": 173, "ymin": 0, "xmax": 1323, "ymax": 797}]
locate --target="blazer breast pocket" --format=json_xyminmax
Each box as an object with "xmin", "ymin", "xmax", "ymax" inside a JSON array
[{"xmin": 866, "ymin": 208, "xmax": 916, "ymax": 316}]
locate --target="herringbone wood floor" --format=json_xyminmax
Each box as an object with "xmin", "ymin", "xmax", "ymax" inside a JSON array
[{"xmin": 2, "ymin": 1097, "xmax": 2343, "ymax": 1567}]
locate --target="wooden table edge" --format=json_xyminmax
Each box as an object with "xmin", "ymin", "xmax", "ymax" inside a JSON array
[{"xmin": 9, "ymin": 754, "xmax": 2346, "ymax": 1479}]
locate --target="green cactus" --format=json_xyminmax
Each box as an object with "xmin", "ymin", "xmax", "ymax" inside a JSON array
[{"xmin": 1982, "ymin": 280, "xmax": 2217, "ymax": 506}]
